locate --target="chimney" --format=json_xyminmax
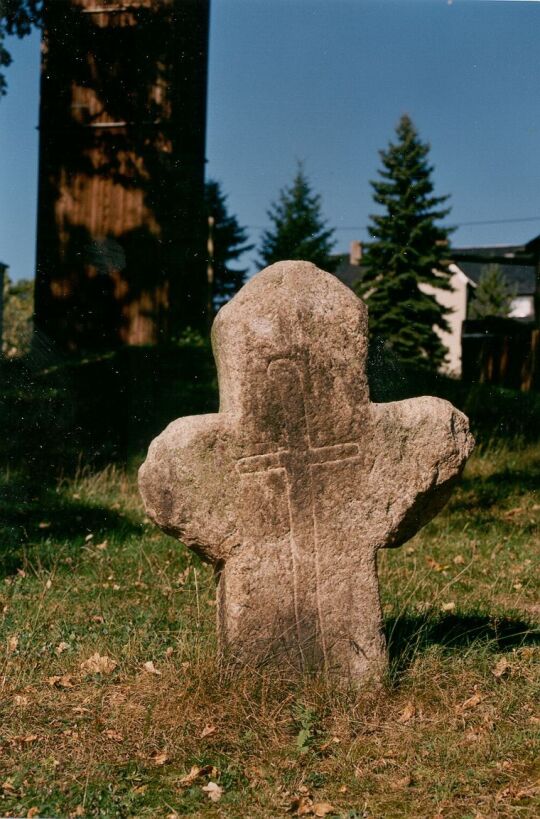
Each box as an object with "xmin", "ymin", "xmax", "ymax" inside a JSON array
[{"xmin": 349, "ymin": 241, "xmax": 362, "ymax": 265}]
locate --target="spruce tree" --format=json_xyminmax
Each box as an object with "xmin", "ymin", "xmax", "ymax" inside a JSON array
[
  {"xmin": 258, "ymin": 163, "xmax": 336, "ymax": 271},
  {"xmin": 468, "ymin": 264, "xmax": 516, "ymax": 319},
  {"xmin": 205, "ymin": 180, "xmax": 252, "ymax": 310},
  {"xmin": 357, "ymin": 115, "xmax": 453, "ymax": 369}
]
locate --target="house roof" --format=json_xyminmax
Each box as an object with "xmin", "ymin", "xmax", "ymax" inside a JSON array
[
  {"xmin": 451, "ymin": 244, "xmax": 527, "ymax": 260},
  {"xmin": 456, "ymin": 261, "xmax": 536, "ymax": 296},
  {"xmin": 333, "ymin": 254, "xmax": 537, "ymax": 297},
  {"xmin": 450, "ymin": 235, "xmax": 540, "ymax": 263},
  {"xmin": 333, "ymin": 258, "xmax": 363, "ymax": 289},
  {"xmin": 332, "ymin": 233, "xmax": 540, "ymax": 296}
]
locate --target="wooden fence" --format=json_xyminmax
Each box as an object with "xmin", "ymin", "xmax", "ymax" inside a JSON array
[{"xmin": 461, "ymin": 319, "xmax": 540, "ymax": 392}]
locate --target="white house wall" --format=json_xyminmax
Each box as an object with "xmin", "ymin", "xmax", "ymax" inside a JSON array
[{"xmin": 419, "ymin": 264, "xmax": 470, "ymax": 376}]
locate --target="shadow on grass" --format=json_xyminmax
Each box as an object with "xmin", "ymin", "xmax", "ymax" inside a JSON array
[
  {"xmin": 386, "ymin": 611, "xmax": 540, "ymax": 676},
  {"xmin": 0, "ymin": 344, "xmax": 216, "ymax": 576},
  {"xmin": 0, "ymin": 475, "xmax": 141, "ymax": 577},
  {"xmin": 455, "ymin": 463, "xmax": 540, "ymax": 511}
]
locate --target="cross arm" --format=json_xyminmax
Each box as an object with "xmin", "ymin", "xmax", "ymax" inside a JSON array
[
  {"xmin": 367, "ymin": 396, "xmax": 474, "ymax": 549},
  {"xmin": 138, "ymin": 414, "xmax": 241, "ymax": 564}
]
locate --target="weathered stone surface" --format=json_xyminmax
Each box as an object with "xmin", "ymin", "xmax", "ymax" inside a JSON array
[{"xmin": 139, "ymin": 261, "xmax": 474, "ymax": 680}]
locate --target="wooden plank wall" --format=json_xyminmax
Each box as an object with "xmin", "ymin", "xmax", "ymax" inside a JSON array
[
  {"xmin": 462, "ymin": 320, "xmax": 540, "ymax": 392},
  {"xmin": 35, "ymin": 0, "xmax": 209, "ymax": 351}
]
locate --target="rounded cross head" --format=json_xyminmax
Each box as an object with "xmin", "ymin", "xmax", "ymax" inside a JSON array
[{"xmin": 139, "ymin": 261, "xmax": 474, "ymax": 681}]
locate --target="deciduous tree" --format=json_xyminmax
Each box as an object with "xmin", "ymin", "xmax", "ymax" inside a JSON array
[
  {"xmin": 0, "ymin": 1, "xmax": 43, "ymax": 96},
  {"xmin": 2, "ymin": 276, "xmax": 33, "ymax": 357}
]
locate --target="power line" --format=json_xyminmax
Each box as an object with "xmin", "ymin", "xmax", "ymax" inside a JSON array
[
  {"xmin": 448, "ymin": 216, "xmax": 540, "ymax": 227},
  {"xmin": 245, "ymin": 215, "xmax": 540, "ymax": 232}
]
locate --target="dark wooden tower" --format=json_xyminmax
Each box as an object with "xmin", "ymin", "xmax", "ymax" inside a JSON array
[{"xmin": 34, "ymin": 0, "xmax": 210, "ymax": 350}]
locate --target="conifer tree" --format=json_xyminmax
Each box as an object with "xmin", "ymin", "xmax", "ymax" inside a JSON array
[
  {"xmin": 468, "ymin": 264, "xmax": 515, "ymax": 319},
  {"xmin": 357, "ymin": 115, "xmax": 453, "ymax": 369},
  {"xmin": 258, "ymin": 163, "xmax": 336, "ymax": 270},
  {"xmin": 205, "ymin": 180, "xmax": 252, "ymax": 310}
]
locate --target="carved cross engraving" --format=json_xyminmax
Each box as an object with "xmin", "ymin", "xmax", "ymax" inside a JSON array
[
  {"xmin": 237, "ymin": 358, "xmax": 362, "ymax": 669},
  {"xmin": 139, "ymin": 261, "xmax": 474, "ymax": 681}
]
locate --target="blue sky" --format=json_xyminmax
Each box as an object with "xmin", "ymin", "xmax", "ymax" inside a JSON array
[{"xmin": 1, "ymin": 0, "xmax": 540, "ymax": 280}]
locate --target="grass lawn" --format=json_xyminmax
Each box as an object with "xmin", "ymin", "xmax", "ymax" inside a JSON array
[{"xmin": 0, "ymin": 440, "xmax": 539, "ymax": 818}]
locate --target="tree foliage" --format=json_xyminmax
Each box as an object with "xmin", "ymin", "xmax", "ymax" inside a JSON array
[
  {"xmin": 258, "ymin": 163, "xmax": 336, "ymax": 271},
  {"xmin": 2, "ymin": 276, "xmax": 34, "ymax": 357},
  {"xmin": 205, "ymin": 180, "xmax": 252, "ymax": 310},
  {"xmin": 0, "ymin": 1, "xmax": 43, "ymax": 96},
  {"xmin": 468, "ymin": 263, "xmax": 516, "ymax": 319},
  {"xmin": 357, "ymin": 114, "xmax": 453, "ymax": 369}
]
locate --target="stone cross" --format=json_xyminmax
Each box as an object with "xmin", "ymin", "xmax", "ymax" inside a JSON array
[{"xmin": 139, "ymin": 261, "xmax": 474, "ymax": 681}]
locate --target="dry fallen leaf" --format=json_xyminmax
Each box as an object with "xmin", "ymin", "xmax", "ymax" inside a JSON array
[
  {"xmin": 103, "ymin": 729, "xmax": 124, "ymax": 742},
  {"xmin": 1, "ymin": 780, "xmax": 16, "ymax": 793},
  {"xmin": 426, "ymin": 557, "xmax": 449, "ymax": 572},
  {"xmin": 200, "ymin": 723, "xmax": 217, "ymax": 738},
  {"xmin": 176, "ymin": 568, "xmax": 190, "ymax": 586},
  {"xmin": 319, "ymin": 735, "xmax": 341, "ymax": 752},
  {"xmin": 143, "ymin": 660, "xmax": 161, "ymax": 675},
  {"xmin": 312, "ymin": 803, "xmax": 335, "ymax": 817},
  {"xmin": 392, "ymin": 775, "xmax": 412, "ymax": 789},
  {"xmin": 503, "ymin": 507, "xmax": 523, "ymax": 518},
  {"xmin": 55, "ymin": 641, "xmax": 70, "ymax": 655},
  {"xmin": 294, "ymin": 796, "xmax": 313, "ymax": 816},
  {"xmin": 16, "ymin": 734, "xmax": 39, "ymax": 744},
  {"xmin": 151, "ymin": 751, "xmax": 169, "ymax": 766},
  {"xmin": 47, "ymin": 674, "xmax": 75, "ymax": 689},
  {"xmin": 460, "ymin": 692, "xmax": 484, "ymax": 711},
  {"xmin": 515, "ymin": 784, "xmax": 540, "ymax": 799},
  {"xmin": 178, "ymin": 764, "xmax": 215, "ymax": 787},
  {"xmin": 492, "ymin": 657, "xmax": 510, "ymax": 678},
  {"xmin": 202, "ymin": 782, "xmax": 223, "ymax": 802},
  {"xmin": 398, "ymin": 702, "xmax": 416, "ymax": 723},
  {"xmin": 80, "ymin": 653, "xmax": 117, "ymax": 675}
]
